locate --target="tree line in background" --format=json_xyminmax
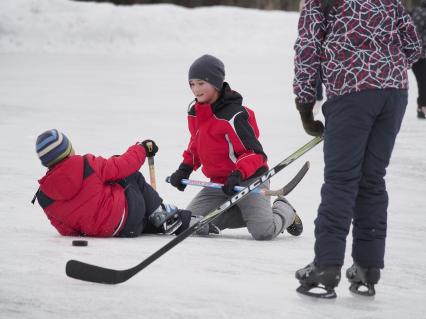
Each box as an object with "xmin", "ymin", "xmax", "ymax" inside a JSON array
[{"xmin": 72, "ymin": 0, "xmax": 422, "ymax": 11}]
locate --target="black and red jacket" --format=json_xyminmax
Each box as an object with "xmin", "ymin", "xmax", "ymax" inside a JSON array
[
  {"xmin": 294, "ymin": 0, "xmax": 422, "ymax": 103},
  {"xmin": 181, "ymin": 82, "xmax": 268, "ymax": 184},
  {"xmin": 36, "ymin": 145, "xmax": 146, "ymax": 237}
]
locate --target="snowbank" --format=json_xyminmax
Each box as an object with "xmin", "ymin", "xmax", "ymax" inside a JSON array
[{"xmin": 0, "ymin": 0, "xmax": 299, "ymax": 55}]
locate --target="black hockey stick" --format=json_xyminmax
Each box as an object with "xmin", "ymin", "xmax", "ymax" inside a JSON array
[{"xmin": 66, "ymin": 136, "xmax": 323, "ymax": 284}]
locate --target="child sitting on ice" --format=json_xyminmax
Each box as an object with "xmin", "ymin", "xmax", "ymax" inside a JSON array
[{"xmin": 33, "ymin": 129, "xmax": 190, "ymax": 237}]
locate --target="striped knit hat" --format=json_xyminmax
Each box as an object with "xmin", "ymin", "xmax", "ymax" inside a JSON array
[{"xmin": 36, "ymin": 129, "xmax": 73, "ymax": 167}]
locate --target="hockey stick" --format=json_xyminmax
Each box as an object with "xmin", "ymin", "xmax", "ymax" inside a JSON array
[
  {"xmin": 65, "ymin": 136, "xmax": 323, "ymax": 284},
  {"xmin": 146, "ymin": 142, "xmax": 157, "ymax": 190},
  {"xmin": 165, "ymin": 161, "xmax": 310, "ymax": 196},
  {"xmin": 146, "ymin": 143, "xmax": 183, "ymax": 233}
]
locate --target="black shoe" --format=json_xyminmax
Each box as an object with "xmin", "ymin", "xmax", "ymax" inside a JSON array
[
  {"xmin": 296, "ymin": 262, "xmax": 341, "ymax": 299},
  {"xmin": 273, "ymin": 196, "xmax": 303, "ymax": 236},
  {"xmin": 418, "ymin": 107, "xmax": 426, "ymax": 119},
  {"xmin": 190, "ymin": 215, "xmax": 221, "ymax": 236},
  {"xmin": 346, "ymin": 263, "xmax": 380, "ymax": 296},
  {"xmin": 287, "ymin": 213, "xmax": 303, "ymax": 236}
]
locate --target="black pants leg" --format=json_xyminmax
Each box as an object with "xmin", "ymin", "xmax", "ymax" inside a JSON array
[
  {"xmin": 412, "ymin": 58, "xmax": 426, "ymax": 107},
  {"xmin": 118, "ymin": 172, "xmax": 163, "ymax": 237},
  {"xmin": 351, "ymin": 90, "xmax": 407, "ymax": 268},
  {"xmin": 314, "ymin": 89, "xmax": 407, "ymax": 268}
]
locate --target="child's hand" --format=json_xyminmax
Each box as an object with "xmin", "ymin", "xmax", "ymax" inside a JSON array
[
  {"xmin": 222, "ymin": 170, "xmax": 243, "ymax": 196},
  {"xmin": 138, "ymin": 140, "xmax": 159, "ymax": 157},
  {"xmin": 170, "ymin": 164, "xmax": 193, "ymax": 191}
]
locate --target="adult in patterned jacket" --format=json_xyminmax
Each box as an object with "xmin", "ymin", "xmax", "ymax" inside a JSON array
[
  {"xmin": 411, "ymin": 0, "xmax": 426, "ymax": 118},
  {"xmin": 34, "ymin": 129, "xmax": 191, "ymax": 238},
  {"xmin": 293, "ymin": 0, "xmax": 422, "ymax": 298},
  {"xmin": 169, "ymin": 54, "xmax": 302, "ymax": 240}
]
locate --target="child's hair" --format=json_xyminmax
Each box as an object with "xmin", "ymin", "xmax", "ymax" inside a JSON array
[
  {"xmin": 36, "ymin": 129, "xmax": 73, "ymax": 167},
  {"xmin": 188, "ymin": 54, "xmax": 225, "ymax": 90}
]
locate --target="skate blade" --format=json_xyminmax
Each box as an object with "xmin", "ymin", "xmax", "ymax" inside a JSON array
[
  {"xmin": 296, "ymin": 285, "xmax": 337, "ymax": 299},
  {"xmin": 349, "ymin": 283, "xmax": 375, "ymax": 296},
  {"xmin": 163, "ymin": 219, "xmax": 183, "ymax": 235}
]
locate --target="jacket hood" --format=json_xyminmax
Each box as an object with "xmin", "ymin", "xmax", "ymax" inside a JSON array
[
  {"xmin": 211, "ymin": 82, "xmax": 243, "ymax": 113},
  {"xmin": 38, "ymin": 155, "xmax": 84, "ymax": 201}
]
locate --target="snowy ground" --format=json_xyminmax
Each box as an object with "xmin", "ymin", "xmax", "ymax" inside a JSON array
[{"xmin": 1, "ymin": 1, "xmax": 425, "ymax": 318}]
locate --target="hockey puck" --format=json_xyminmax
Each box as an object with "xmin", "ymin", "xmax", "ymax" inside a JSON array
[{"xmin": 72, "ymin": 240, "xmax": 88, "ymax": 247}]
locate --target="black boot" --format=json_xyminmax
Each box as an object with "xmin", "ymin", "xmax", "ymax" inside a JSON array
[
  {"xmin": 295, "ymin": 262, "xmax": 341, "ymax": 299},
  {"xmin": 346, "ymin": 263, "xmax": 380, "ymax": 296},
  {"xmin": 418, "ymin": 107, "xmax": 426, "ymax": 119}
]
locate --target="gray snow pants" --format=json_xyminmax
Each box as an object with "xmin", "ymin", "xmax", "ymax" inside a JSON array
[{"xmin": 186, "ymin": 179, "xmax": 296, "ymax": 240}]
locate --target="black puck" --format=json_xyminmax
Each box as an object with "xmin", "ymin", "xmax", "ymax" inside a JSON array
[{"xmin": 72, "ymin": 240, "xmax": 88, "ymax": 247}]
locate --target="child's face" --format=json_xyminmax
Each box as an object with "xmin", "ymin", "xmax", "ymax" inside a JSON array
[{"xmin": 189, "ymin": 79, "xmax": 219, "ymax": 104}]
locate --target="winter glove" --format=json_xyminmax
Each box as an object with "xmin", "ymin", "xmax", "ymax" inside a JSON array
[
  {"xmin": 173, "ymin": 209, "xmax": 192, "ymax": 235},
  {"xmin": 296, "ymin": 100, "xmax": 324, "ymax": 137},
  {"xmin": 222, "ymin": 170, "xmax": 243, "ymax": 196},
  {"xmin": 138, "ymin": 139, "xmax": 159, "ymax": 157},
  {"xmin": 170, "ymin": 163, "xmax": 193, "ymax": 191}
]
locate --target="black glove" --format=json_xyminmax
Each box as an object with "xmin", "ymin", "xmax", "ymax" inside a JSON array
[
  {"xmin": 296, "ymin": 100, "xmax": 324, "ymax": 137},
  {"xmin": 222, "ymin": 170, "xmax": 243, "ymax": 196},
  {"xmin": 139, "ymin": 139, "xmax": 159, "ymax": 157},
  {"xmin": 170, "ymin": 163, "xmax": 193, "ymax": 191},
  {"xmin": 173, "ymin": 209, "xmax": 192, "ymax": 235}
]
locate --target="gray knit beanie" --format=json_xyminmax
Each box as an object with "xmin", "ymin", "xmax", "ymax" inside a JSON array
[{"xmin": 188, "ymin": 54, "xmax": 225, "ymax": 90}]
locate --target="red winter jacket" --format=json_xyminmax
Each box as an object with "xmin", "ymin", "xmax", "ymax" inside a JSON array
[
  {"xmin": 37, "ymin": 144, "xmax": 146, "ymax": 237},
  {"xmin": 181, "ymin": 83, "xmax": 268, "ymax": 183}
]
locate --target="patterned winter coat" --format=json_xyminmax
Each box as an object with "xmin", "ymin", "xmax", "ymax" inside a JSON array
[
  {"xmin": 182, "ymin": 82, "xmax": 268, "ymax": 184},
  {"xmin": 411, "ymin": 0, "xmax": 426, "ymax": 57},
  {"xmin": 294, "ymin": 0, "xmax": 422, "ymax": 103},
  {"xmin": 36, "ymin": 145, "xmax": 146, "ymax": 237}
]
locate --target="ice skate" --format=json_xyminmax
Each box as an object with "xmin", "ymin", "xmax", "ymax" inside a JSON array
[
  {"xmin": 295, "ymin": 262, "xmax": 341, "ymax": 299},
  {"xmin": 346, "ymin": 263, "xmax": 380, "ymax": 296},
  {"xmin": 149, "ymin": 203, "xmax": 182, "ymax": 234}
]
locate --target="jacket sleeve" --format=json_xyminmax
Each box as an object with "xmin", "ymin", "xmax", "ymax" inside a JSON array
[
  {"xmin": 182, "ymin": 113, "xmax": 201, "ymax": 170},
  {"xmin": 293, "ymin": 0, "xmax": 326, "ymax": 103},
  {"xmin": 88, "ymin": 144, "xmax": 146, "ymax": 182},
  {"xmin": 226, "ymin": 109, "xmax": 267, "ymax": 180}
]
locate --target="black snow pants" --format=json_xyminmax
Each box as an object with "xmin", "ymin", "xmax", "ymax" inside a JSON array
[
  {"xmin": 412, "ymin": 58, "xmax": 426, "ymax": 107},
  {"xmin": 314, "ymin": 89, "xmax": 407, "ymax": 269}
]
